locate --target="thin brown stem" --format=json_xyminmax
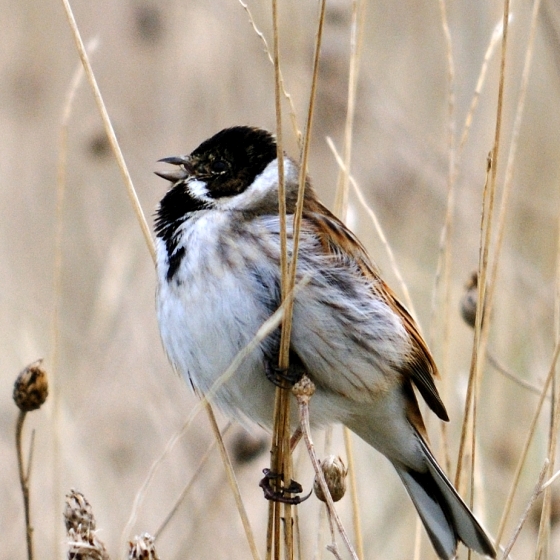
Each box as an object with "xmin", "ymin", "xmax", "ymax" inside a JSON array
[
  {"xmin": 496, "ymin": 336, "xmax": 560, "ymax": 544},
  {"xmin": 269, "ymin": 0, "xmax": 292, "ymax": 556},
  {"xmin": 295, "ymin": 384, "xmax": 358, "ymax": 560},
  {"xmin": 501, "ymin": 460, "xmax": 549, "ymax": 560},
  {"xmin": 342, "ymin": 428, "xmax": 364, "ymax": 560},
  {"xmin": 16, "ymin": 411, "xmax": 34, "ymax": 560},
  {"xmin": 154, "ymin": 422, "xmax": 232, "ymax": 539},
  {"xmin": 205, "ymin": 403, "xmax": 261, "ymax": 560}
]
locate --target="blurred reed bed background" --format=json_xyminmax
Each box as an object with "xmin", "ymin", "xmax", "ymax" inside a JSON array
[{"xmin": 1, "ymin": 0, "xmax": 560, "ymax": 558}]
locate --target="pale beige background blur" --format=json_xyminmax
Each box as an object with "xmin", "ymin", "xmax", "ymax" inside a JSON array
[{"xmin": 2, "ymin": 1, "xmax": 560, "ymax": 558}]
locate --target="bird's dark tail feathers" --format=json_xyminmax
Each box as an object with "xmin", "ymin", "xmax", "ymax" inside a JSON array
[{"xmin": 393, "ymin": 435, "xmax": 496, "ymax": 559}]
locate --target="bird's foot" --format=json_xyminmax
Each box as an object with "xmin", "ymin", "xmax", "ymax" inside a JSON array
[
  {"xmin": 264, "ymin": 359, "xmax": 304, "ymax": 390},
  {"xmin": 259, "ymin": 468, "xmax": 312, "ymax": 505}
]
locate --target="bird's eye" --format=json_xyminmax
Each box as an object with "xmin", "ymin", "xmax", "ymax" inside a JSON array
[{"xmin": 210, "ymin": 159, "xmax": 228, "ymax": 174}]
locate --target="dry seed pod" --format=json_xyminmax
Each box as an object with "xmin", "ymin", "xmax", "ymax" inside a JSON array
[
  {"xmin": 64, "ymin": 490, "xmax": 109, "ymax": 560},
  {"xmin": 292, "ymin": 374, "xmax": 316, "ymax": 403},
  {"xmin": 13, "ymin": 359, "xmax": 48, "ymax": 412},
  {"xmin": 313, "ymin": 455, "xmax": 348, "ymax": 503},
  {"xmin": 128, "ymin": 533, "xmax": 160, "ymax": 560},
  {"xmin": 64, "ymin": 489, "xmax": 96, "ymax": 533},
  {"xmin": 460, "ymin": 271, "xmax": 478, "ymax": 329}
]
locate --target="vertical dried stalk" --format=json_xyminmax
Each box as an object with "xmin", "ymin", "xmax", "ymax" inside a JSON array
[
  {"xmin": 454, "ymin": 154, "xmax": 492, "ymax": 489},
  {"xmin": 330, "ymin": 3, "xmax": 365, "ymax": 555},
  {"xmin": 342, "ymin": 428, "xmax": 363, "ymax": 560},
  {"xmin": 269, "ymin": 0, "xmax": 293, "ymax": 555},
  {"xmin": 430, "ymin": 0, "xmax": 456, "ymax": 374},
  {"xmin": 333, "ymin": 0, "xmax": 366, "ymax": 220},
  {"xmin": 455, "ymin": 0, "xmax": 511, "ymax": 493},
  {"xmin": 238, "ymin": 0, "xmax": 301, "ymax": 143},
  {"xmin": 205, "ymin": 404, "xmax": 261, "ymax": 560},
  {"xmin": 16, "ymin": 411, "xmax": 34, "ymax": 560},
  {"xmin": 268, "ymin": 2, "xmax": 327, "ymax": 559},
  {"xmin": 59, "ymin": 0, "xmax": 154, "ymax": 263}
]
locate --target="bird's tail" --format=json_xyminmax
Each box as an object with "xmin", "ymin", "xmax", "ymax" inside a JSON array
[{"xmin": 393, "ymin": 435, "xmax": 496, "ymax": 559}]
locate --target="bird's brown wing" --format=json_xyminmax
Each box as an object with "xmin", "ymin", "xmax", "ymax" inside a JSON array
[{"xmin": 303, "ymin": 199, "xmax": 449, "ymax": 422}]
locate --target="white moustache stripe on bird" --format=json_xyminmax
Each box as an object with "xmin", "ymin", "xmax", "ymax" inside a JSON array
[{"xmin": 186, "ymin": 178, "xmax": 211, "ymax": 202}]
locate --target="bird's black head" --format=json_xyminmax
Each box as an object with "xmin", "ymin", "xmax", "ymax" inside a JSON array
[
  {"xmin": 156, "ymin": 126, "xmax": 278, "ymax": 201},
  {"xmin": 154, "ymin": 127, "xmax": 282, "ymax": 276}
]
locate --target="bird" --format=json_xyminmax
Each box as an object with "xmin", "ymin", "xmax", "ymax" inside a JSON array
[{"xmin": 154, "ymin": 126, "xmax": 496, "ymax": 560}]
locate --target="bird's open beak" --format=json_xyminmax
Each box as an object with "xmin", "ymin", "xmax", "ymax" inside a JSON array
[{"xmin": 155, "ymin": 156, "xmax": 194, "ymax": 183}]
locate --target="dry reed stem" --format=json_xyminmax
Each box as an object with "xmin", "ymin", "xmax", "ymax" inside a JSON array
[
  {"xmin": 237, "ymin": 0, "xmax": 301, "ymax": 143},
  {"xmin": 535, "ymin": 377, "xmax": 560, "ymax": 559},
  {"xmin": 428, "ymin": 25, "xmax": 504, "ymax": 476},
  {"xmin": 314, "ymin": 429, "xmax": 332, "ymax": 560},
  {"xmin": 342, "ymin": 428, "xmax": 363, "ymax": 560},
  {"xmin": 268, "ymin": 1, "xmax": 292, "ymax": 557},
  {"xmin": 454, "ymin": 153, "xmax": 492, "ymax": 490},
  {"xmin": 429, "ymin": 14, "xmax": 504, "ymax": 344},
  {"xmin": 279, "ymin": 0, "xmax": 326, "ymax": 376},
  {"xmin": 432, "ymin": 0, "xmax": 456, "ymax": 384},
  {"xmin": 59, "ymin": 0, "xmax": 154, "ymax": 263},
  {"xmin": 426, "ymin": 2, "xmax": 456, "ymax": 555},
  {"xmin": 427, "ymin": 24, "xmax": 504, "ymax": 476},
  {"xmin": 326, "ymin": 137, "xmax": 418, "ymax": 321},
  {"xmin": 293, "ymin": 377, "xmax": 358, "ymax": 560},
  {"xmin": 476, "ymin": 0, "xmax": 546, "ymax": 552},
  {"xmin": 268, "ymin": 3, "xmax": 327, "ymax": 558},
  {"xmin": 495, "ymin": 337, "xmax": 560, "ymax": 544},
  {"xmin": 487, "ymin": 0, "xmax": 541, "ymax": 321},
  {"xmin": 455, "ymin": 0, "xmax": 511, "ymax": 497},
  {"xmin": 458, "ymin": 19, "xmax": 505, "ymax": 160},
  {"xmin": 154, "ymin": 423, "xmax": 232, "ymax": 539},
  {"xmin": 205, "ymin": 403, "xmax": 261, "ymax": 560},
  {"xmin": 487, "ymin": 351, "xmax": 550, "ymax": 398},
  {"xmin": 328, "ymin": 3, "xmax": 366, "ymax": 555},
  {"xmin": 15, "ymin": 411, "xmax": 34, "ymax": 560},
  {"xmin": 333, "ymin": 0, "xmax": 366, "ymax": 220},
  {"xmin": 500, "ymin": 460, "xmax": 549, "ymax": 560}
]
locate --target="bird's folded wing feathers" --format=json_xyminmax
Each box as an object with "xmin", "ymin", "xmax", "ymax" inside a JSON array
[{"xmin": 302, "ymin": 201, "xmax": 448, "ymax": 421}]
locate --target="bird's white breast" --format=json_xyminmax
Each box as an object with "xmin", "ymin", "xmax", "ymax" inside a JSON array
[{"xmin": 155, "ymin": 211, "xmax": 277, "ymax": 425}]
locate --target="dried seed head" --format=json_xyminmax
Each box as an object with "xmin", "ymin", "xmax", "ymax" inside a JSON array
[
  {"xmin": 313, "ymin": 455, "xmax": 348, "ymax": 503},
  {"xmin": 128, "ymin": 533, "xmax": 160, "ymax": 560},
  {"xmin": 460, "ymin": 271, "xmax": 478, "ymax": 329},
  {"xmin": 292, "ymin": 374, "xmax": 315, "ymax": 403},
  {"xmin": 13, "ymin": 359, "xmax": 48, "ymax": 411},
  {"xmin": 64, "ymin": 489, "xmax": 96, "ymax": 533},
  {"xmin": 65, "ymin": 489, "xmax": 109, "ymax": 560}
]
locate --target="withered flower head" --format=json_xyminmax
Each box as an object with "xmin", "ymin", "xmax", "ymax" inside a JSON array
[
  {"xmin": 13, "ymin": 359, "xmax": 48, "ymax": 412},
  {"xmin": 128, "ymin": 533, "xmax": 160, "ymax": 560},
  {"xmin": 313, "ymin": 455, "xmax": 348, "ymax": 503}
]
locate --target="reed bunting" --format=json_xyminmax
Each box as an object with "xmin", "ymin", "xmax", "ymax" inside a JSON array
[{"xmin": 154, "ymin": 126, "xmax": 495, "ymax": 559}]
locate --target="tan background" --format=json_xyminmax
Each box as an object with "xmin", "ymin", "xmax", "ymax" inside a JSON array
[{"xmin": 1, "ymin": 0, "xmax": 560, "ymax": 558}]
